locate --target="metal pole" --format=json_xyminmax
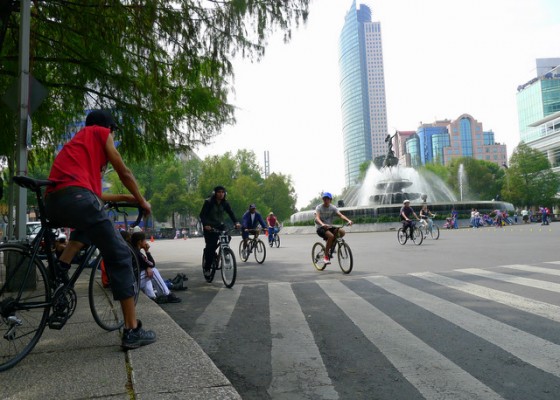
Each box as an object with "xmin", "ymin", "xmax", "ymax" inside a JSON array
[{"xmin": 14, "ymin": 0, "xmax": 31, "ymax": 239}]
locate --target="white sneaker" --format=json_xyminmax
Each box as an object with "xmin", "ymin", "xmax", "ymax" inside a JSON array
[{"xmin": 323, "ymin": 257, "xmax": 331, "ymax": 265}]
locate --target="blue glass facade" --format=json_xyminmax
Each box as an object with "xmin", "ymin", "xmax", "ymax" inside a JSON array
[
  {"xmin": 459, "ymin": 117, "xmax": 473, "ymax": 157},
  {"xmin": 339, "ymin": 1, "xmax": 386, "ymax": 186},
  {"xmin": 416, "ymin": 126, "xmax": 448, "ymax": 164}
]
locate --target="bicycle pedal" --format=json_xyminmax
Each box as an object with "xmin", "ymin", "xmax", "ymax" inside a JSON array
[{"xmin": 48, "ymin": 313, "xmax": 69, "ymax": 330}]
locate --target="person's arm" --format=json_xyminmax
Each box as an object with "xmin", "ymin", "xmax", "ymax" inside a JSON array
[
  {"xmin": 315, "ymin": 211, "xmax": 327, "ymax": 227},
  {"xmin": 400, "ymin": 209, "xmax": 410, "ymax": 221},
  {"xmin": 337, "ymin": 211, "xmax": 352, "ymax": 225},
  {"xmin": 199, "ymin": 200, "xmax": 211, "ymax": 229},
  {"xmin": 259, "ymin": 214, "xmax": 267, "ymax": 229},
  {"xmin": 100, "ymin": 193, "xmax": 136, "ymax": 203},
  {"xmin": 225, "ymin": 202, "xmax": 240, "ymax": 228},
  {"xmin": 105, "ymin": 134, "xmax": 151, "ymax": 216}
]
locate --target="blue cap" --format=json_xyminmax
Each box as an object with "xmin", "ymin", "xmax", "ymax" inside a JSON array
[{"xmin": 322, "ymin": 192, "xmax": 333, "ymax": 199}]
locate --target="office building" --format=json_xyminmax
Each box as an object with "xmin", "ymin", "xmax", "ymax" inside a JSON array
[
  {"xmin": 402, "ymin": 114, "xmax": 507, "ymax": 167},
  {"xmin": 339, "ymin": 1, "xmax": 388, "ymax": 186}
]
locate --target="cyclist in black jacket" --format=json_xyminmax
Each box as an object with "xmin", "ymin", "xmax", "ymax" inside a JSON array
[{"xmin": 199, "ymin": 186, "xmax": 240, "ymax": 272}]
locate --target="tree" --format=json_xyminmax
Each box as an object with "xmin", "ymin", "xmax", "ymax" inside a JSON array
[
  {"xmin": 0, "ymin": 1, "xmax": 310, "ymax": 163},
  {"xmin": 502, "ymin": 143, "xmax": 560, "ymax": 208},
  {"xmin": 447, "ymin": 157, "xmax": 505, "ymax": 201}
]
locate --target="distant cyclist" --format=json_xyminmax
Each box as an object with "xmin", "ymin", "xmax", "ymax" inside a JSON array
[
  {"xmin": 241, "ymin": 204, "xmax": 267, "ymax": 253},
  {"xmin": 266, "ymin": 211, "xmax": 280, "ymax": 246},
  {"xmin": 315, "ymin": 192, "xmax": 353, "ymax": 265},
  {"xmin": 400, "ymin": 200, "xmax": 419, "ymax": 238}
]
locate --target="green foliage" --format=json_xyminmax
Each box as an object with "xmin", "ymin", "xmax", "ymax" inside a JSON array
[
  {"xmin": 447, "ymin": 157, "xmax": 505, "ymax": 201},
  {"xmin": 502, "ymin": 143, "xmax": 560, "ymax": 208},
  {"xmin": 0, "ymin": 0, "xmax": 310, "ymax": 164}
]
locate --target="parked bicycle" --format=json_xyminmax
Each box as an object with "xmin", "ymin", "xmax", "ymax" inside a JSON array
[
  {"xmin": 239, "ymin": 229, "xmax": 266, "ymax": 264},
  {"xmin": 311, "ymin": 224, "xmax": 353, "ymax": 274},
  {"xmin": 202, "ymin": 226, "xmax": 237, "ymax": 288},
  {"xmin": 0, "ymin": 176, "xmax": 141, "ymax": 372},
  {"xmin": 419, "ymin": 216, "xmax": 440, "ymax": 240},
  {"xmin": 397, "ymin": 220, "xmax": 423, "ymax": 245}
]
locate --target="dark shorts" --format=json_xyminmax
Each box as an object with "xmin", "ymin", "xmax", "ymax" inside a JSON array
[
  {"xmin": 316, "ymin": 226, "xmax": 336, "ymax": 239},
  {"xmin": 45, "ymin": 187, "xmax": 135, "ymax": 301}
]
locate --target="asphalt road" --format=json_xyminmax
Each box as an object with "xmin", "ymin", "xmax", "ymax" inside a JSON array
[{"xmin": 150, "ymin": 224, "xmax": 560, "ymax": 399}]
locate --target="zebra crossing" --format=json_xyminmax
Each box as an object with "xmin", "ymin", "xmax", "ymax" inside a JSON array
[{"xmin": 178, "ymin": 262, "xmax": 560, "ymax": 399}]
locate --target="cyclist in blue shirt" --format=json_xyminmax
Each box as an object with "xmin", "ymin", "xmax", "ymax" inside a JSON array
[{"xmin": 241, "ymin": 204, "xmax": 267, "ymax": 253}]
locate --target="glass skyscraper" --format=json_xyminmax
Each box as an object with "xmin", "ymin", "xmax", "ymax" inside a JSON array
[{"xmin": 339, "ymin": 1, "xmax": 388, "ymax": 187}]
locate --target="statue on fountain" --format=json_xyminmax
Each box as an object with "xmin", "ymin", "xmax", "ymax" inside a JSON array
[{"xmin": 383, "ymin": 132, "xmax": 399, "ymax": 168}]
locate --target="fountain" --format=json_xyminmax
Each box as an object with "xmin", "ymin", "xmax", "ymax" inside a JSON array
[{"xmin": 290, "ymin": 133, "xmax": 514, "ymax": 224}]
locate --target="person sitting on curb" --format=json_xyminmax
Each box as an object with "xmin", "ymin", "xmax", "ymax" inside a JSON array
[{"xmin": 130, "ymin": 231, "xmax": 181, "ymax": 304}]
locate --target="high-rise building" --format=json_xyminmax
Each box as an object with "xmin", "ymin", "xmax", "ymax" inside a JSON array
[
  {"xmin": 517, "ymin": 58, "xmax": 560, "ymax": 142},
  {"xmin": 403, "ymin": 114, "xmax": 507, "ymax": 167},
  {"xmin": 339, "ymin": 1, "xmax": 388, "ymax": 187}
]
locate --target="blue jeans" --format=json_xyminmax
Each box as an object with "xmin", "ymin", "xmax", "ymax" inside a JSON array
[{"xmin": 45, "ymin": 187, "xmax": 135, "ymax": 300}]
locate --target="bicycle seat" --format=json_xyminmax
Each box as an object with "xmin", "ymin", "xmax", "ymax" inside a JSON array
[{"xmin": 13, "ymin": 176, "xmax": 54, "ymax": 191}]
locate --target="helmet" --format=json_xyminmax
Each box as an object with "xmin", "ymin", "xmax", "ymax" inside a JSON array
[
  {"xmin": 403, "ymin": 200, "xmax": 410, "ymax": 204},
  {"xmin": 322, "ymin": 192, "xmax": 333, "ymax": 199},
  {"xmin": 85, "ymin": 109, "xmax": 118, "ymax": 131}
]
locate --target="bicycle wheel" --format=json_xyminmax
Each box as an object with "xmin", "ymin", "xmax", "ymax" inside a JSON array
[
  {"xmin": 274, "ymin": 234, "xmax": 280, "ymax": 248},
  {"xmin": 337, "ymin": 242, "xmax": 353, "ymax": 274},
  {"xmin": 431, "ymin": 225, "xmax": 440, "ymax": 240},
  {"xmin": 89, "ymin": 244, "xmax": 140, "ymax": 331},
  {"xmin": 397, "ymin": 228, "xmax": 408, "ymax": 245},
  {"xmin": 0, "ymin": 244, "xmax": 50, "ymax": 372},
  {"xmin": 411, "ymin": 226, "xmax": 424, "ymax": 245},
  {"xmin": 238, "ymin": 241, "xmax": 249, "ymax": 262},
  {"xmin": 220, "ymin": 248, "xmax": 237, "ymax": 288},
  {"xmin": 311, "ymin": 242, "xmax": 327, "ymax": 271},
  {"xmin": 254, "ymin": 240, "xmax": 267, "ymax": 264},
  {"xmin": 202, "ymin": 253, "xmax": 216, "ymax": 283}
]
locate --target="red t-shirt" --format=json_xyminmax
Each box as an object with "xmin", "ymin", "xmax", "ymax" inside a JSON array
[{"xmin": 47, "ymin": 125, "xmax": 111, "ymax": 196}]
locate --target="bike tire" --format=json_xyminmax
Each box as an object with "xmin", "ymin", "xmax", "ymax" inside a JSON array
[
  {"xmin": 397, "ymin": 228, "xmax": 408, "ymax": 245},
  {"xmin": 202, "ymin": 253, "xmax": 216, "ymax": 283},
  {"xmin": 0, "ymin": 244, "xmax": 51, "ymax": 372},
  {"xmin": 431, "ymin": 225, "xmax": 440, "ymax": 240},
  {"xmin": 411, "ymin": 226, "xmax": 423, "ymax": 245},
  {"xmin": 337, "ymin": 242, "xmax": 353, "ymax": 274},
  {"xmin": 238, "ymin": 241, "xmax": 249, "ymax": 262},
  {"xmin": 220, "ymin": 248, "xmax": 237, "ymax": 288},
  {"xmin": 254, "ymin": 240, "xmax": 267, "ymax": 264},
  {"xmin": 311, "ymin": 242, "xmax": 327, "ymax": 271},
  {"xmin": 274, "ymin": 234, "xmax": 280, "ymax": 248},
  {"xmin": 89, "ymin": 244, "xmax": 140, "ymax": 331}
]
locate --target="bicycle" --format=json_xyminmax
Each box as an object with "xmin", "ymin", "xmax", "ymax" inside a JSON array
[
  {"xmin": 397, "ymin": 220, "xmax": 423, "ymax": 245},
  {"xmin": 239, "ymin": 229, "xmax": 266, "ymax": 264},
  {"xmin": 311, "ymin": 224, "xmax": 353, "ymax": 274},
  {"xmin": 0, "ymin": 176, "xmax": 142, "ymax": 372},
  {"xmin": 419, "ymin": 217, "xmax": 440, "ymax": 240},
  {"xmin": 268, "ymin": 227, "xmax": 280, "ymax": 248},
  {"xmin": 202, "ymin": 227, "xmax": 237, "ymax": 288}
]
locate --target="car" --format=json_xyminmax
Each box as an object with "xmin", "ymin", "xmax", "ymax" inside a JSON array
[{"xmin": 26, "ymin": 222, "xmax": 62, "ymax": 242}]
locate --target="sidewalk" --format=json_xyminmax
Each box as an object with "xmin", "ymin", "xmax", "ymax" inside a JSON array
[{"xmin": 0, "ymin": 278, "xmax": 240, "ymax": 400}]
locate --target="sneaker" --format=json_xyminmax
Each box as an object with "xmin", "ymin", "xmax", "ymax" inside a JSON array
[
  {"xmin": 55, "ymin": 261, "xmax": 71, "ymax": 286},
  {"xmin": 166, "ymin": 293, "xmax": 182, "ymax": 303},
  {"xmin": 122, "ymin": 320, "xmax": 156, "ymax": 350},
  {"xmin": 155, "ymin": 295, "xmax": 168, "ymax": 304},
  {"xmin": 323, "ymin": 257, "xmax": 331, "ymax": 265}
]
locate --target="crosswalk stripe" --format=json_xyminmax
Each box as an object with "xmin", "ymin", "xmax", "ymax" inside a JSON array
[
  {"xmin": 268, "ymin": 283, "xmax": 337, "ymax": 400},
  {"xmin": 411, "ymin": 271, "xmax": 560, "ymax": 323},
  {"xmin": 501, "ymin": 264, "xmax": 560, "ymax": 276},
  {"xmin": 457, "ymin": 267, "xmax": 560, "ymax": 293},
  {"xmin": 318, "ymin": 280, "xmax": 504, "ymax": 400},
  {"xmin": 367, "ymin": 276, "xmax": 560, "ymax": 378},
  {"xmin": 192, "ymin": 285, "xmax": 242, "ymax": 353}
]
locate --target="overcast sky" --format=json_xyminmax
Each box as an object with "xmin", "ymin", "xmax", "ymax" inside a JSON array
[{"xmin": 197, "ymin": 0, "xmax": 560, "ymax": 209}]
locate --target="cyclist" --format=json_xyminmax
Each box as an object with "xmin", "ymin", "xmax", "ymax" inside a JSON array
[
  {"xmin": 266, "ymin": 211, "xmax": 280, "ymax": 246},
  {"xmin": 199, "ymin": 186, "xmax": 240, "ymax": 273},
  {"xmin": 44, "ymin": 109, "xmax": 156, "ymax": 350},
  {"xmin": 400, "ymin": 199, "xmax": 419, "ymax": 238},
  {"xmin": 241, "ymin": 204, "xmax": 267, "ymax": 253},
  {"xmin": 419, "ymin": 203, "xmax": 435, "ymax": 233},
  {"xmin": 315, "ymin": 192, "xmax": 353, "ymax": 265}
]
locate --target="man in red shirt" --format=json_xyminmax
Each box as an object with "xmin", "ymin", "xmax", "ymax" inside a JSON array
[{"xmin": 45, "ymin": 109, "xmax": 156, "ymax": 350}]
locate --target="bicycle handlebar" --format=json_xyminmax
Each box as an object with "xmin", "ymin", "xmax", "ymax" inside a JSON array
[{"xmin": 104, "ymin": 201, "xmax": 144, "ymax": 227}]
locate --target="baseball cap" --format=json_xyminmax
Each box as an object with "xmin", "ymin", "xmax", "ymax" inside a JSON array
[
  {"xmin": 322, "ymin": 192, "xmax": 333, "ymax": 199},
  {"xmin": 132, "ymin": 226, "xmax": 143, "ymax": 233},
  {"xmin": 249, "ymin": 204, "xmax": 256, "ymax": 209},
  {"xmin": 403, "ymin": 200, "xmax": 410, "ymax": 204},
  {"xmin": 85, "ymin": 109, "xmax": 118, "ymax": 131}
]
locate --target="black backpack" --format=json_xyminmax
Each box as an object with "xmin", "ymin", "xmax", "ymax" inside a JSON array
[{"xmin": 170, "ymin": 273, "xmax": 188, "ymax": 291}]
